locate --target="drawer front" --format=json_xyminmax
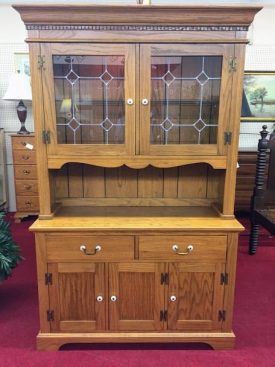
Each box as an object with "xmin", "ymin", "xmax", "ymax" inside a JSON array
[
  {"xmin": 14, "ymin": 165, "xmax": 37, "ymax": 180},
  {"xmin": 139, "ymin": 236, "xmax": 227, "ymax": 262},
  {"xmin": 16, "ymin": 196, "xmax": 39, "ymax": 212},
  {"xmin": 12, "ymin": 135, "xmax": 36, "ymax": 150},
  {"xmin": 13, "ymin": 150, "xmax": 36, "ymax": 165},
  {"xmin": 46, "ymin": 235, "xmax": 134, "ymax": 262},
  {"xmin": 15, "ymin": 180, "xmax": 38, "ymax": 195}
]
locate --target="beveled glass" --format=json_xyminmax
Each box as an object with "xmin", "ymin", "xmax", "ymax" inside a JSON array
[
  {"xmin": 150, "ymin": 56, "xmax": 222, "ymax": 145},
  {"xmin": 53, "ymin": 55, "xmax": 125, "ymax": 145}
]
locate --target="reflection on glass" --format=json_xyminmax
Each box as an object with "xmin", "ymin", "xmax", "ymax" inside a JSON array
[
  {"xmin": 150, "ymin": 56, "xmax": 222, "ymax": 145},
  {"xmin": 53, "ymin": 55, "xmax": 125, "ymax": 144}
]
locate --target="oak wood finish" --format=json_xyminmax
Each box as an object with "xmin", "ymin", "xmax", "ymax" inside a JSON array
[
  {"xmin": 36, "ymin": 331, "xmax": 235, "ymax": 351},
  {"xmin": 15, "ymin": 4, "xmax": 260, "ymax": 350},
  {"xmin": 14, "ymin": 5, "xmax": 261, "ymax": 27},
  {"xmin": 11, "ymin": 135, "xmax": 39, "ymax": 222}
]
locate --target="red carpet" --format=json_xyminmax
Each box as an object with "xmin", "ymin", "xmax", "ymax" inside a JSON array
[{"xmin": 0, "ymin": 213, "xmax": 275, "ymax": 367}]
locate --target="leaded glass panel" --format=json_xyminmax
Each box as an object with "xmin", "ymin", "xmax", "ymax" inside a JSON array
[
  {"xmin": 53, "ymin": 55, "xmax": 125, "ymax": 145},
  {"xmin": 150, "ymin": 56, "xmax": 222, "ymax": 145}
]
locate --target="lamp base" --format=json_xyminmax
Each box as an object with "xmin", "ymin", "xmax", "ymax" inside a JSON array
[
  {"xmin": 17, "ymin": 126, "xmax": 31, "ymax": 135},
  {"xmin": 17, "ymin": 100, "xmax": 30, "ymax": 135}
]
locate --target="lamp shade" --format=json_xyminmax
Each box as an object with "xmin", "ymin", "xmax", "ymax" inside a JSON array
[
  {"xmin": 3, "ymin": 72, "xmax": 32, "ymax": 101},
  {"xmin": 60, "ymin": 98, "xmax": 72, "ymax": 113}
]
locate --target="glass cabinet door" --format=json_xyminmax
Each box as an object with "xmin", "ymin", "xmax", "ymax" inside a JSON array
[
  {"xmin": 41, "ymin": 44, "xmax": 135, "ymax": 156},
  {"xmin": 140, "ymin": 44, "xmax": 233, "ymax": 156}
]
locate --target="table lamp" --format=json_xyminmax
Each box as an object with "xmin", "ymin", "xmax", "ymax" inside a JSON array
[{"xmin": 3, "ymin": 71, "xmax": 32, "ymax": 135}]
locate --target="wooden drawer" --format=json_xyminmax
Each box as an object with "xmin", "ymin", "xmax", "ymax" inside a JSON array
[
  {"xmin": 16, "ymin": 196, "xmax": 39, "ymax": 212},
  {"xmin": 139, "ymin": 235, "xmax": 227, "ymax": 262},
  {"xmin": 14, "ymin": 165, "xmax": 37, "ymax": 180},
  {"xmin": 11, "ymin": 135, "xmax": 36, "ymax": 150},
  {"xmin": 46, "ymin": 235, "xmax": 134, "ymax": 262},
  {"xmin": 13, "ymin": 150, "xmax": 36, "ymax": 165},
  {"xmin": 15, "ymin": 179, "xmax": 38, "ymax": 195}
]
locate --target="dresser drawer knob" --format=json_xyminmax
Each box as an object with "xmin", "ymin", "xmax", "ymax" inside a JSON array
[
  {"xmin": 79, "ymin": 244, "xmax": 102, "ymax": 255},
  {"xmin": 23, "ymin": 184, "xmax": 32, "ymax": 190},
  {"xmin": 110, "ymin": 295, "xmax": 117, "ymax": 302},
  {"xmin": 21, "ymin": 155, "xmax": 30, "ymax": 160},
  {"xmin": 23, "ymin": 170, "xmax": 31, "ymax": 175},
  {"xmin": 170, "ymin": 295, "xmax": 177, "ymax": 302},
  {"xmin": 96, "ymin": 295, "xmax": 104, "ymax": 302},
  {"xmin": 172, "ymin": 244, "xmax": 194, "ymax": 256}
]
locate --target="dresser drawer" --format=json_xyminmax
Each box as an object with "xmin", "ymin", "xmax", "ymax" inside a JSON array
[
  {"xmin": 14, "ymin": 165, "xmax": 37, "ymax": 180},
  {"xmin": 46, "ymin": 235, "xmax": 134, "ymax": 262},
  {"xmin": 12, "ymin": 135, "xmax": 36, "ymax": 150},
  {"xmin": 13, "ymin": 150, "xmax": 36, "ymax": 165},
  {"xmin": 139, "ymin": 235, "xmax": 227, "ymax": 262},
  {"xmin": 15, "ymin": 180, "xmax": 38, "ymax": 195},
  {"xmin": 16, "ymin": 196, "xmax": 39, "ymax": 212}
]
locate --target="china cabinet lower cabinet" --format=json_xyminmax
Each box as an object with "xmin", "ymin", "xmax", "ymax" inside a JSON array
[
  {"xmin": 15, "ymin": 3, "xmax": 261, "ymax": 350},
  {"xmin": 32, "ymin": 224, "xmax": 241, "ymax": 350}
]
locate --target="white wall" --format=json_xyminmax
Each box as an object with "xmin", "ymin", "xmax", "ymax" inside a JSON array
[{"xmin": 0, "ymin": 1, "xmax": 274, "ymax": 211}]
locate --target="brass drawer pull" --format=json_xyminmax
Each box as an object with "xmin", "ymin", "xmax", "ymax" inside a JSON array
[
  {"xmin": 23, "ymin": 170, "xmax": 31, "ymax": 175},
  {"xmin": 172, "ymin": 244, "xmax": 194, "ymax": 256},
  {"xmin": 23, "ymin": 184, "xmax": 32, "ymax": 190},
  {"xmin": 21, "ymin": 155, "xmax": 30, "ymax": 160},
  {"xmin": 25, "ymin": 201, "xmax": 32, "ymax": 207},
  {"xmin": 80, "ymin": 244, "xmax": 102, "ymax": 255}
]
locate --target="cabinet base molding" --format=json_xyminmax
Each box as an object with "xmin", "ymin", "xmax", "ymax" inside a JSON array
[
  {"xmin": 14, "ymin": 212, "xmax": 38, "ymax": 223},
  {"xmin": 37, "ymin": 331, "xmax": 235, "ymax": 351}
]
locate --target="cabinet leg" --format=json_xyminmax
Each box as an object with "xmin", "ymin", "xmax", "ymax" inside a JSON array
[
  {"xmin": 37, "ymin": 335, "xmax": 63, "ymax": 351},
  {"xmin": 249, "ymin": 223, "xmax": 260, "ymax": 255}
]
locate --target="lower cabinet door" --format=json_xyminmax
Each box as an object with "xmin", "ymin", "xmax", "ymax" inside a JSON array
[
  {"xmin": 109, "ymin": 263, "xmax": 166, "ymax": 331},
  {"xmin": 48, "ymin": 262, "xmax": 105, "ymax": 332},
  {"xmin": 167, "ymin": 263, "xmax": 225, "ymax": 331}
]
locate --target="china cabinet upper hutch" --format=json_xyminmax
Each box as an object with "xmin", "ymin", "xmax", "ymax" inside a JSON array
[{"xmin": 15, "ymin": 4, "xmax": 261, "ymax": 350}]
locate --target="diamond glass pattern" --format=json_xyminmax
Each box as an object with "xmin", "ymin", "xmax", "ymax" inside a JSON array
[
  {"xmin": 100, "ymin": 71, "xmax": 113, "ymax": 85},
  {"xmin": 196, "ymin": 71, "xmax": 209, "ymax": 86},
  {"xmin": 151, "ymin": 56, "xmax": 222, "ymax": 145},
  {"xmin": 161, "ymin": 118, "xmax": 173, "ymax": 131},
  {"xmin": 163, "ymin": 71, "xmax": 175, "ymax": 86},
  {"xmin": 66, "ymin": 71, "xmax": 79, "ymax": 84},
  {"xmin": 53, "ymin": 55, "xmax": 125, "ymax": 144},
  {"xmin": 68, "ymin": 118, "xmax": 80, "ymax": 131},
  {"xmin": 101, "ymin": 118, "xmax": 113, "ymax": 131}
]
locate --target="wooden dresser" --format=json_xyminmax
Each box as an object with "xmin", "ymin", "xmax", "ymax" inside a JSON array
[
  {"xmin": 15, "ymin": 4, "xmax": 261, "ymax": 351},
  {"xmin": 11, "ymin": 134, "xmax": 39, "ymax": 222},
  {"xmin": 0, "ymin": 129, "xmax": 8, "ymax": 210},
  {"xmin": 235, "ymin": 151, "xmax": 269, "ymax": 213}
]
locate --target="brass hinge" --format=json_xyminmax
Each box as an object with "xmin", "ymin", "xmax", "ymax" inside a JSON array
[
  {"xmin": 218, "ymin": 310, "xmax": 226, "ymax": 322},
  {"xmin": 47, "ymin": 310, "xmax": 54, "ymax": 322},
  {"xmin": 224, "ymin": 131, "xmax": 232, "ymax": 145},
  {"xmin": 38, "ymin": 55, "xmax": 45, "ymax": 70},
  {"xmin": 220, "ymin": 272, "xmax": 228, "ymax": 285},
  {"xmin": 229, "ymin": 57, "xmax": 237, "ymax": 72},
  {"xmin": 42, "ymin": 130, "xmax": 51, "ymax": 144},
  {"xmin": 45, "ymin": 273, "xmax": 52, "ymax": 285},
  {"xmin": 160, "ymin": 310, "xmax": 168, "ymax": 322},
  {"xmin": 160, "ymin": 273, "xmax": 169, "ymax": 285}
]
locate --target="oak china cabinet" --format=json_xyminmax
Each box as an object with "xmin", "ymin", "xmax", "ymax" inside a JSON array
[{"xmin": 14, "ymin": 4, "xmax": 261, "ymax": 350}]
